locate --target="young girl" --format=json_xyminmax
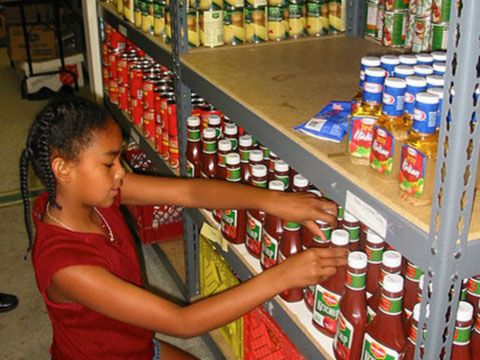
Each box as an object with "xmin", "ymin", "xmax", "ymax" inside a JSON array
[{"xmin": 20, "ymin": 96, "xmax": 347, "ymax": 360}]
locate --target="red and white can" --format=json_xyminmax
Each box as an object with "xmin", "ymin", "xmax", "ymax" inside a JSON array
[
  {"xmin": 109, "ymin": 79, "xmax": 118, "ymax": 104},
  {"xmin": 130, "ymin": 97, "xmax": 143, "ymax": 125},
  {"xmin": 116, "ymin": 53, "xmax": 129, "ymax": 86},
  {"xmin": 118, "ymin": 84, "xmax": 129, "ymax": 111},
  {"xmin": 130, "ymin": 65, "xmax": 144, "ymax": 100},
  {"xmin": 108, "ymin": 50, "xmax": 119, "ymax": 81},
  {"xmin": 143, "ymin": 110, "xmax": 156, "ymax": 141}
]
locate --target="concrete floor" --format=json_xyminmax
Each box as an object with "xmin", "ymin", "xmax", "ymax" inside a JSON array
[{"xmin": 0, "ymin": 47, "xmax": 214, "ymax": 359}]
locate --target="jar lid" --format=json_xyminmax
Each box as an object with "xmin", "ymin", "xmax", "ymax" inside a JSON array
[
  {"xmin": 383, "ymin": 274, "xmax": 404, "ymax": 293},
  {"xmin": 274, "ymin": 160, "xmax": 289, "ymax": 172},
  {"xmin": 406, "ymin": 75, "xmax": 427, "ymax": 87},
  {"xmin": 433, "ymin": 62, "xmax": 446, "ymax": 73},
  {"xmin": 218, "ymin": 139, "xmax": 232, "ymax": 152},
  {"xmin": 269, "ymin": 151, "xmax": 277, "ymax": 158},
  {"xmin": 414, "ymin": 64, "xmax": 434, "ymax": 75},
  {"xmin": 426, "ymin": 74, "xmax": 445, "ymax": 87},
  {"xmin": 293, "ymin": 174, "xmax": 309, "ymax": 188},
  {"xmin": 416, "ymin": 92, "xmax": 439, "ymax": 104},
  {"xmin": 427, "ymin": 87, "xmax": 444, "ymax": 99},
  {"xmin": 202, "ymin": 127, "xmax": 216, "ymax": 139},
  {"xmin": 269, "ymin": 180, "xmax": 285, "ymax": 191},
  {"xmin": 331, "ymin": 229, "xmax": 349, "ymax": 246},
  {"xmin": 361, "ymin": 56, "xmax": 381, "ymax": 67},
  {"xmin": 187, "ymin": 116, "xmax": 200, "ymax": 126},
  {"xmin": 348, "ymin": 251, "xmax": 368, "ymax": 269},
  {"xmin": 382, "ymin": 250, "xmax": 402, "ymax": 268},
  {"xmin": 367, "ymin": 229, "xmax": 384, "ymax": 244},
  {"xmin": 343, "ymin": 211, "xmax": 358, "ymax": 223},
  {"xmin": 224, "ymin": 123, "xmax": 238, "ymax": 135},
  {"xmin": 416, "ymin": 53, "xmax": 434, "ymax": 63},
  {"xmin": 381, "ymin": 55, "xmax": 400, "ymax": 65},
  {"xmin": 226, "ymin": 153, "xmax": 240, "ymax": 165},
  {"xmin": 457, "ymin": 301, "xmax": 474, "ymax": 322},
  {"xmin": 431, "ymin": 51, "xmax": 447, "ymax": 62},
  {"xmin": 395, "ymin": 65, "xmax": 415, "ymax": 75},
  {"xmin": 249, "ymin": 149, "xmax": 264, "ymax": 162},
  {"xmin": 208, "ymin": 114, "xmax": 221, "ymax": 125},
  {"xmin": 385, "ymin": 77, "xmax": 406, "ymax": 88},
  {"xmin": 239, "ymin": 134, "xmax": 253, "ymax": 147},
  {"xmin": 365, "ymin": 67, "xmax": 386, "ymax": 77},
  {"xmin": 399, "ymin": 54, "xmax": 418, "ymax": 65},
  {"xmin": 252, "ymin": 164, "xmax": 267, "ymax": 177}
]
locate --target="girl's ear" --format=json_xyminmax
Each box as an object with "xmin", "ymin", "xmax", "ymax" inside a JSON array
[{"xmin": 51, "ymin": 157, "xmax": 72, "ymax": 183}]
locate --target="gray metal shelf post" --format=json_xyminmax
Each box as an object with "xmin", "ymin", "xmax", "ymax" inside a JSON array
[
  {"xmin": 346, "ymin": 0, "xmax": 366, "ymax": 37},
  {"xmin": 417, "ymin": 1, "xmax": 480, "ymax": 358}
]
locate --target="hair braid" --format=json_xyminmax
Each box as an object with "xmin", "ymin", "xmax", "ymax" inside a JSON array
[{"xmin": 19, "ymin": 148, "xmax": 33, "ymax": 258}]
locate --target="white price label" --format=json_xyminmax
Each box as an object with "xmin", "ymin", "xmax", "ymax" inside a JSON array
[
  {"xmin": 345, "ymin": 191, "xmax": 387, "ymax": 238},
  {"xmin": 129, "ymin": 127, "xmax": 140, "ymax": 144},
  {"xmin": 118, "ymin": 24, "xmax": 127, "ymax": 37}
]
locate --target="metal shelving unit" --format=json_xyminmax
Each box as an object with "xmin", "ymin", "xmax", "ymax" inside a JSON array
[{"xmin": 92, "ymin": 1, "xmax": 480, "ymax": 358}]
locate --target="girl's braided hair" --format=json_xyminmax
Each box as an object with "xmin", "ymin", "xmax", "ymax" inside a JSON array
[{"xmin": 20, "ymin": 96, "xmax": 109, "ymax": 257}]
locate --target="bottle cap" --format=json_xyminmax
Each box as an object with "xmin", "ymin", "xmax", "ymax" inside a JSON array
[
  {"xmin": 308, "ymin": 189, "xmax": 322, "ymax": 198},
  {"xmin": 395, "ymin": 65, "xmax": 415, "ymax": 76},
  {"xmin": 202, "ymin": 127, "xmax": 216, "ymax": 139},
  {"xmin": 431, "ymin": 51, "xmax": 447, "ymax": 62},
  {"xmin": 187, "ymin": 116, "xmax": 200, "ymax": 126},
  {"xmin": 208, "ymin": 114, "xmax": 221, "ymax": 125},
  {"xmin": 406, "ymin": 75, "xmax": 427, "ymax": 87},
  {"xmin": 367, "ymin": 229, "xmax": 384, "ymax": 244},
  {"xmin": 331, "ymin": 229, "xmax": 349, "ymax": 246},
  {"xmin": 348, "ymin": 251, "xmax": 368, "ymax": 269},
  {"xmin": 218, "ymin": 139, "xmax": 232, "ymax": 152},
  {"xmin": 426, "ymin": 74, "xmax": 445, "ymax": 87},
  {"xmin": 343, "ymin": 211, "xmax": 358, "ymax": 223},
  {"xmin": 269, "ymin": 151, "xmax": 277, "ymax": 158},
  {"xmin": 381, "ymin": 55, "xmax": 400, "ymax": 65},
  {"xmin": 418, "ymin": 274, "xmax": 425, "ymax": 291},
  {"xmin": 361, "ymin": 56, "xmax": 381, "ymax": 67},
  {"xmin": 414, "ymin": 64, "xmax": 434, "ymax": 76},
  {"xmin": 239, "ymin": 134, "xmax": 253, "ymax": 147},
  {"xmin": 224, "ymin": 123, "xmax": 238, "ymax": 135},
  {"xmin": 457, "ymin": 301, "xmax": 474, "ymax": 322},
  {"xmin": 274, "ymin": 160, "xmax": 289, "ymax": 172},
  {"xmin": 433, "ymin": 62, "xmax": 446, "ymax": 73},
  {"xmin": 399, "ymin": 54, "xmax": 418, "ymax": 65},
  {"xmin": 412, "ymin": 303, "xmax": 430, "ymax": 321},
  {"xmin": 427, "ymin": 87, "xmax": 444, "ymax": 100},
  {"xmin": 226, "ymin": 153, "xmax": 240, "ymax": 165},
  {"xmin": 365, "ymin": 67, "xmax": 386, "ymax": 77},
  {"xmin": 293, "ymin": 174, "xmax": 309, "ymax": 188},
  {"xmin": 416, "ymin": 53, "xmax": 434, "ymax": 63},
  {"xmin": 416, "ymin": 92, "xmax": 439, "ymax": 105},
  {"xmin": 315, "ymin": 219, "xmax": 328, "ymax": 226},
  {"xmin": 382, "ymin": 250, "xmax": 402, "ymax": 268},
  {"xmin": 269, "ymin": 180, "xmax": 285, "ymax": 191},
  {"xmin": 249, "ymin": 149, "xmax": 264, "ymax": 162},
  {"xmin": 385, "ymin": 77, "xmax": 406, "ymax": 88},
  {"xmin": 251, "ymin": 164, "xmax": 267, "ymax": 177},
  {"xmin": 383, "ymin": 274, "xmax": 404, "ymax": 293}
]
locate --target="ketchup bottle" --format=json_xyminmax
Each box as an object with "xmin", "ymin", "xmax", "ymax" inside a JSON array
[
  {"xmin": 245, "ymin": 164, "xmax": 268, "ymax": 258},
  {"xmin": 403, "ymin": 260, "xmax": 424, "ymax": 320},
  {"xmin": 274, "ymin": 160, "xmax": 291, "ymax": 191},
  {"xmin": 404, "ymin": 303, "xmax": 428, "ymax": 360},
  {"xmin": 361, "ymin": 274, "xmax": 407, "ymax": 359},
  {"xmin": 365, "ymin": 229, "xmax": 385, "ymax": 297},
  {"xmin": 470, "ymin": 308, "xmax": 480, "ymax": 357},
  {"xmin": 213, "ymin": 139, "xmax": 232, "ymax": 223},
  {"xmin": 249, "ymin": 149, "xmax": 264, "ymax": 172},
  {"xmin": 268, "ymin": 150, "xmax": 278, "ymax": 181},
  {"xmin": 461, "ymin": 278, "xmax": 468, "ymax": 301},
  {"xmin": 279, "ymin": 221, "xmax": 303, "ymax": 302},
  {"xmin": 342, "ymin": 211, "xmax": 361, "ymax": 251},
  {"xmin": 207, "ymin": 114, "xmax": 222, "ymax": 139},
  {"xmin": 186, "ymin": 116, "xmax": 202, "ymax": 178},
  {"xmin": 260, "ymin": 180, "xmax": 285, "ymax": 270},
  {"xmin": 292, "ymin": 174, "xmax": 309, "ymax": 192},
  {"xmin": 200, "ymin": 127, "xmax": 217, "ymax": 179},
  {"xmin": 312, "ymin": 229, "xmax": 349, "ymax": 337},
  {"xmin": 367, "ymin": 250, "xmax": 403, "ymax": 322},
  {"xmin": 221, "ymin": 153, "xmax": 246, "ymax": 245},
  {"xmin": 333, "ymin": 251, "xmax": 368, "ymax": 360},
  {"xmin": 223, "ymin": 122, "xmax": 238, "ymax": 151},
  {"xmin": 451, "ymin": 301, "xmax": 474, "ymax": 360},
  {"xmin": 239, "ymin": 135, "xmax": 253, "ymax": 184},
  {"xmin": 467, "ymin": 276, "xmax": 480, "ymax": 316}
]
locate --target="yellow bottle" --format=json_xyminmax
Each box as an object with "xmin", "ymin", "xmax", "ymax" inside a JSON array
[{"xmin": 353, "ymin": 67, "xmax": 386, "ymax": 117}]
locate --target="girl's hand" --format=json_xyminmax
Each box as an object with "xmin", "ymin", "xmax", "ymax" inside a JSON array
[{"xmin": 275, "ymin": 247, "xmax": 348, "ymax": 291}]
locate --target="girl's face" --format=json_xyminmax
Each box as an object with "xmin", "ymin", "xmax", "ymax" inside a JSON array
[{"xmin": 68, "ymin": 118, "xmax": 125, "ymax": 208}]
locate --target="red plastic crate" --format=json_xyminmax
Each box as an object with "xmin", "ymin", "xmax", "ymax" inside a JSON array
[{"xmin": 244, "ymin": 307, "xmax": 305, "ymax": 360}]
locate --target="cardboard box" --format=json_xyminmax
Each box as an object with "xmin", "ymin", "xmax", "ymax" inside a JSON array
[
  {"xmin": 7, "ymin": 23, "xmax": 56, "ymax": 61},
  {"xmin": 5, "ymin": 4, "xmax": 51, "ymax": 24},
  {"xmin": 16, "ymin": 52, "xmax": 84, "ymax": 95}
]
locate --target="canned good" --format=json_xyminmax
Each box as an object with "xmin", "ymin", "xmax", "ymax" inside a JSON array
[
  {"xmin": 412, "ymin": 15, "xmax": 431, "ymax": 53},
  {"xmin": 320, "ymin": 0, "xmax": 329, "ymax": 34},
  {"xmin": 199, "ymin": 0, "xmax": 223, "ymax": 10},
  {"xmin": 268, "ymin": 0, "xmax": 288, "ymax": 5},
  {"xmin": 247, "ymin": 0, "xmax": 267, "ymax": 6},
  {"xmin": 143, "ymin": 77, "xmax": 158, "ymax": 112},
  {"xmin": 130, "ymin": 97, "xmax": 144, "ymax": 125},
  {"xmin": 328, "ymin": 0, "xmax": 345, "ymax": 33},
  {"xmin": 102, "ymin": 65, "xmax": 109, "ymax": 91},
  {"xmin": 117, "ymin": 54, "xmax": 129, "ymax": 85},
  {"xmin": 385, "ymin": 0, "xmax": 408, "ymax": 11},
  {"xmin": 108, "ymin": 50, "xmax": 119, "ymax": 81},
  {"xmin": 200, "ymin": 10, "xmax": 224, "ymax": 47},
  {"xmin": 201, "ymin": 105, "xmax": 223, "ymax": 129},
  {"xmin": 117, "ymin": 0, "xmax": 124, "ymax": 15},
  {"xmin": 109, "ymin": 79, "xmax": 119, "ymax": 104},
  {"xmin": 143, "ymin": 110, "xmax": 156, "ymax": 140},
  {"xmin": 432, "ymin": 0, "xmax": 450, "ymax": 22},
  {"xmin": 224, "ymin": 6, "xmax": 245, "ymax": 45},
  {"xmin": 245, "ymin": 6, "xmax": 267, "ymax": 43},
  {"xmin": 168, "ymin": 100, "xmax": 179, "ymax": 168},
  {"xmin": 165, "ymin": 10, "xmax": 172, "ymax": 43},
  {"xmin": 134, "ymin": 0, "xmax": 143, "ymax": 28},
  {"xmin": 382, "ymin": 10, "xmax": 407, "ymax": 47},
  {"xmin": 408, "ymin": 0, "xmax": 416, "ymax": 14},
  {"xmin": 118, "ymin": 84, "xmax": 130, "ymax": 111},
  {"xmin": 153, "ymin": 2, "xmax": 166, "ymax": 36},
  {"xmin": 187, "ymin": 9, "xmax": 200, "ymax": 47},
  {"xmin": 415, "ymin": 0, "xmax": 432, "ymax": 17},
  {"xmin": 225, "ymin": 0, "xmax": 245, "ymax": 6},
  {"xmin": 141, "ymin": 0, "xmax": 154, "ymax": 34},
  {"xmin": 124, "ymin": 0, "xmax": 135, "ymax": 23},
  {"xmin": 431, "ymin": 22, "xmax": 448, "ymax": 50},
  {"xmin": 268, "ymin": 6, "xmax": 288, "ymax": 41},
  {"xmin": 375, "ymin": 1, "xmax": 385, "ymax": 40},
  {"xmin": 366, "ymin": 0, "xmax": 379, "ymax": 37},
  {"xmin": 288, "ymin": 2, "xmax": 305, "ymax": 38},
  {"xmin": 102, "ymin": 43, "xmax": 109, "ymax": 66},
  {"xmin": 161, "ymin": 99, "xmax": 172, "ymax": 160},
  {"xmin": 155, "ymin": 123, "xmax": 163, "ymax": 156},
  {"xmin": 404, "ymin": 13, "xmax": 415, "ymax": 50},
  {"xmin": 306, "ymin": 1, "xmax": 325, "ymax": 36}
]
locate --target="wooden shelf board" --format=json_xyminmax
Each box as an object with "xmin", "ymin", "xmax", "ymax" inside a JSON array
[{"xmin": 158, "ymin": 235, "xmax": 186, "ymax": 284}]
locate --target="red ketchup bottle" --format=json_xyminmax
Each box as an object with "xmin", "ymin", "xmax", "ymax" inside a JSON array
[
  {"xmin": 245, "ymin": 164, "xmax": 268, "ymax": 258},
  {"xmin": 213, "ymin": 139, "xmax": 232, "ymax": 223},
  {"xmin": 404, "ymin": 303, "xmax": 428, "ymax": 360},
  {"xmin": 223, "ymin": 122, "xmax": 238, "ymax": 152},
  {"xmin": 186, "ymin": 116, "xmax": 202, "ymax": 178},
  {"xmin": 221, "ymin": 153, "xmax": 246, "ymax": 245},
  {"xmin": 365, "ymin": 229, "xmax": 385, "ymax": 297},
  {"xmin": 403, "ymin": 260, "xmax": 424, "ymax": 321},
  {"xmin": 467, "ymin": 275, "xmax": 480, "ymax": 316},
  {"xmin": 260, "ymin": 180, "xmax": 285, "ymax": 270},
  {"xmin": 200, "ymin": 127, "xmax": 217, "ymax": 179},
  {"xmin": 367, "ymin": 250, "xmax": 403, "ymax": 322},
  {"xmin": 333, "ymin": 251, "xmax": 368, "ymax": 360},
  {"xmin": 279, "ymin": 221, "xmax": 303, "ymax": 302},
  {"xmin": 274, "ymin": 160, "xmax": 291, "ymax": 191},
  {"xmin": 312, "ymin": 229, "xmax": 349, "ymax": 337},
  {"xmin": 292, "ymin": 174, "xmax": 309, "ymax": 193},
  {"xmin": 361, "ymin": 274, "xmax": 407, "ymax": 359},
  {"xmin": 342, "ymin": 211, "xmax": 361, "ymax": 251},
  {"xmin": 470, "ymin": 307, "xmax": 480, "ymax": 357},
  {"xmin": 249, "ymin": 149, "xmax": 265, "ymax": 172},
  {"xmin": 239, "ymin": 135, "xmax": 253, "ymax": 184},
  {"xmin": 207, "ymin": 114, "xmax": 222, "ymax": 140},
  {"xmin": 451, "ymin": 301, "xmax": 474, "ymax": 360},
  {"xmin": 267, "ymin": 150, "xmax": 278, "ymax": 181}
]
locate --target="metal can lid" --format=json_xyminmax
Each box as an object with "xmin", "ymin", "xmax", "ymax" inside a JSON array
[
  {"xmin": 426, "ymin": 74, "xmax": 445, "ymax": 87},
  {"xmin": 348, "ymin": 251, "xmax": 368, "ymax": 269},
  {"xmin": 457, "ymin": 301, "xmax": 474, "ymax": 322},
  {"xmin": 187, "ymin": 116, "xmax": 200, "ymax": 126},
  {"xmin": 226, "ymin": 152, "xmax": 241, "ymax": 165},
  {"xmin": 367, "ymin": 228, "xmax": 384, "ymax": 244},
  {"xmin": 252, "ymin": 164, "xmax": 268, "ymax": 177},
  {"xmin": 224, "ymin": 123, "xmax": 238, "ymax": 135},
  {"xmin": 343, "ymin": 211, "xmax": 358, "ymax": 223},
  {"xmin": 383, "ymin": 274, "xmax": 404, "ymax": 293},
  {"xmin": 427, "ymin": 87, "xmax": 444, "ymax": 99},
  {"xmin": 218, "ymin": 139, "xmax": 232, "ymax": 152},
  {"xmin": 249, "ymin": 149, "xmax": 263, "ymax": 162},
  {"xmin": 202, "ymin": 127, "xmax": 216, "ymax": 139},
  {"xmin": 416, "ymin": 53, "xmax": 434, "ymax": 63},
  {"xmin": 331, "ymin": 229, "xmax": 349, "ymax": 246},
  {"xmin": 208, "ymin": 114, "xmax": 221, "ymax": 125},
  {"xmin": 399, "ymin": 54, "xmax": 418, "ymax": 65},
  {"xmin": 361, "ymin": 56, "xmax": 381, "ymax": 67},
  {"xmin": 365, "ymin": 67, "xmax": 386, "ymax": 77},
  {"xmin": 382, "ymin": 250, "xmax": 402, "ymax": 268},
  {"xmin": 406, "ymin": 75, "xmax": 427, "ymax": 87},
  {"xmin": 433, "ymin": 62, "xmax": 446, "ymax": 73},
  {"xmin": 293, "ymin": 174, "xmax": 308, "ymax": 188},
  {"xmin": 269, "ymin": 180, "xmax": 285, "ymax": 191},
  {"xmin": 274, "ymin": 160, "xmax": 289, "ymax": 172},
  {"xmin": 431, "ymin": 51, "xmax": 447, "ymax": 62},
  {"xmin": 395, "ymin": 65, "xmax": 415, "ymax": 75},
  {"xmin": 239, "ymin": 134, "xmax": 253, "ymax": 147},
  {"xmin": 385, "ymin": 77, "xmax": 406, "ymax": 88},
  {"xmin": 416, "ymin": 92, "xmax": 439, "ymax": 104},
  {"xmin": 414, "ymin": 64, "xmax": 434, "ymax": 75},
  {"xmin": 381, "ymin": 55, "xmax": 400, "ymax": 65}
]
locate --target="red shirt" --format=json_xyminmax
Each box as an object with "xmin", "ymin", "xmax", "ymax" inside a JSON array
[{"xmin": 32, "ymin": 193, "xmax": 153, "ymax": 359}]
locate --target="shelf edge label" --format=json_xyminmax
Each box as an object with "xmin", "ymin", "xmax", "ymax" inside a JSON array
[
  {"xmin": 129, "ymin": 126, "xmax": 140, "ymax": 144},
  {"xmin": 345, "ymin": 191, "xmax": 387, "ymax": 239}
]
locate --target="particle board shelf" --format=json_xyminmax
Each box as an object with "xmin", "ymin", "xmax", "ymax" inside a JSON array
[{"xmin": 156, "ymin": 236, "xmax": 186, "ymax": 284}]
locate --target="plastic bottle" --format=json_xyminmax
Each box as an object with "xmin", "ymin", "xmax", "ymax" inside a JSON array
[
  {"xmin": 399, "ymin": 54, "xmax": 418, "ymax": 66},
  {"xmin": 239, "ymin": 135, "xmax": 253, "ymax": 184},
  {"xmin": 353, "ymin": 67, "xmax": 386, "ymax": 117},
  {"xmin": 213, "ymin": 139, "xmax": 232, "ymax": 223},
  {"xmin": 245, "ymin": 164, "xmax": 268, "ymax": 258},
  {"xmin": 415, "ymin": 53, "xmax": 434, "ymax": 65},
  {"xmin": 381, "ymin": 55, "xmax": 400, "ymax": 77},
  {"xmin": 342, "ymin": 211, "xmax": 361, "ymax": 251},
  {"xmin": 267, "ymin": 150, "xmax": 278, "ymax": 180},
  {"xmin": 260, "ymin": 180, "xmax": 285, "ymax": 270},
  {"xmin": 354, "ymin": 56, "xmax": 381, "ymax": 101},
  {"xmin": 186, "ymin": 116, "xmax": 202, "ymax": 178},
  {"xmin": 292, "ymin": 174, "xmax": 309, "ymax": 193},
  {"xmin": 274, "ymin": 160, "xmax": 291, "ymax": 191},
  {"xmin": 361, "ymin": 274, "xmax": 407, "ymax": 359},
  {"xmin": 403, "ymin": 76, "xmax": 427, "ymax": 129},
  {"xmin": 467, "ymin": 275, "xmax": 480, "ymax": 316},
  {"xmin": 470, "ymin": 308, "xmax": 480, "ymax": 357},
  {"xmin": 365, "ymin": 229, "xmax": 385, "ymax": 296},
  {"xmin": 223, "ymin": 122, "xmax": 238, "ymax": 151},
  {"xmin": 414, "ymin": 64, "xmax": 434, "ymax": 77},
  {"xmin": 431, "ymin": 51, "xmax": 447, "ymax": 63},
  {"xmin": 427, "ymin": 87, "xmax": 445, "ymax": 130},
  {"xmin": 451, "ymin": 301, "xmax": 474, "ymax": 360},
  {"xmin": 201, "ymin": 127, "xmax": 217, "ymax": 179},
  {"xmin": 312, "ymin": 229, "xmax": 349, "ymax": 337},
  {"xmin": 248, "ymin": 149, "xmax": 264, "ymax": 174},
  {"xmin": 333, "ymin": 252, "xmax": 368, "ymax": 360},
  {"xmin": 403, "ymin": 261, "xmax": 424, "ymax": 320},
  {"xmin": 394, "ymin": 65, "xmax": 415, "ymax": 79},
  {"xmin": 207, "ymin": 114, "xmax": 222, "ymax": 139},
  {"xmin": 433, "ymin": 62, "xmax": 446, "ymax": 76},
  {"xmin": 404, "ymin": 303, "xmax": 428, "ymax": 360},
  {"xmin": 426, "ymin": 74, "xmax": 444, "ymax": 89},
  {"xmin": 221, "ymin": 153, "xmax": 246, "ymax": 245},
  {"xmin": 279, "ymin": 221, "xmax": 303, "ymax": 302}
]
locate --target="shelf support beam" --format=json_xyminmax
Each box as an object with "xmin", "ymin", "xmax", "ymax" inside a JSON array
[{"xmin": 346, "ymin": 0, "xmax": 366, "ymax": 37}]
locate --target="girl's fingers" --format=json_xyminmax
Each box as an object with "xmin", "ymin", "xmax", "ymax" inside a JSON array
[{"xmin": 303, "ymin": 220, "xmax": 326, "ymax": 240}]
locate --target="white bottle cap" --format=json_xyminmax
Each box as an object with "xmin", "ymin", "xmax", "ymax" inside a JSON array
[
  {"xmin": 269, "ymin": 151, "xmax": 277, "ymax": 158},
  {"xmin": 418, "ymin": 274, "xmax": 425, "ymax": 291},
  {"xmin": 343, "ymin": 211, "xmax": 358, "ymax": 223},
  {"xmin": 331, "ymin": 229, "xmax": 349, "ymax": 246},
  {"xmin": 274, "ymin": 160, "xmax": 289, "ymax": 172},
  {"xmin": 431, "ymin": 51, "xmax": 447, "ymax": 62},
  {"xmin": 457, "ymin": 301, "xmax": 474, "ymax": 322},
  {"xmin": 249, "ymin": 149, "xmax": 264, "ymax": 162},
  {"xmin": 385, "ymin": 77, "xmax": 406, "ymax": 89},
  {"xmin": 382, "ymin": 250, "xmax": 402, "ymax": 268},
  {"xmin": 399, "ymin": 54, "xmax": 418, "ymax": 65},
  {"xmin": 348, "ymin": 251, "xmax": 368, "ymax": 269},
  {"xmin": 414, "ymin": 64, "xmax": 434, "ymax": 76},
  {"xmin": 426, "ymin": 75, "xmax": 445, "ymax": 87},
  {"xmin": 239, "ymin": 134, "xmax": 253, "ymax": 147},
  {"xmin": 308, "ymin": 189, "xmax": 322, "ymax": 198},
  {"xmin": 395, "ymin": 65, "xmax": 415, "ymax": 76},
  {"xmin": 218, "ymin": 139, "xmax": 232, "ymax": 152},
  {"xmin": 381, "ymin": 55, "xmax": 400, "ymax": 65},
  {"xmin": 224, "ymin": 123, "xmax": 238, "ymax": 135},
  {"xmin": 406, "ymin": 75, "xmax": 427, "ymax": 87},
  {"xmin": 361, "ymin": 56, "xmax": 381, "ymax": 67},
  {"xmin": 365, "ymin": 67, "xmax": 386, "ymax": 77},
  {"xmin": 315, "ymin": 219, "xmax": 328, "ymax": 226},
  {"xmin": 412, "ymin": 303, "xmax": 430, "ymax": 321},
  {"xmin": 208, "ymin": 114, "xmax": 221, "ymax": 125},
  {"xmin": 383, "ymin": 274, "xmax": 404, "ymax": 293},
  {"xmin": 427, "ymin": 87, "xmax": 444, "ymax": 100},
  {"xmin": 293, "ymin": 174, "xmax": 309, "ymax": 188},
  {"xmin": 367, "ymin": 229, "xmax": 384, "ymax": 244},
  {"xmin": 187, "ymin": 116, "xmax": 200, "ymax": 126},
  {"xmin": 269, "ymin": 180, "xmax": 285, "ymax": 191},
  {"xmin": 226, "ymin": 153, "xmax": 240, "ymax": 165},
  {"xmin": 202, "ymin": 127, "xmax": 216, "ymax": 139},
  {"xmin": 251, "ymin": 164, "xmax": 267, "ymax": 177},
  {"xmin": 416, "ymin": 53, "xmax": 434, "ymax": 63},
  {"xmin": 416, "ymin": 92, "xmax": 439, "ymax": 105},
  {"xmin": 433, "ymin": 62, "xmax": 446, "ymax": 73}
]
